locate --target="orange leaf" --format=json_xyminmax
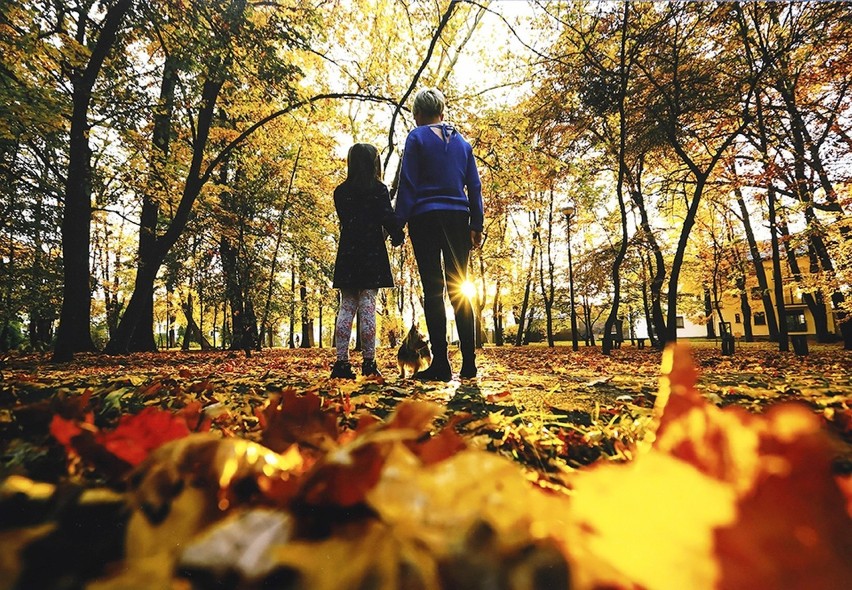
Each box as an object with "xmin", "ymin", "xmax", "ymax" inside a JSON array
[
  {"xmin": 297, "ymin": 402, "xmax": 444, "ymax": 508},
  {"xmin": 566, "ymin": 344, "xmax": 852, "ymax": 589},
  {"xmin": 49, "ymin": 414, "xmax": 84, "ymax": 448},
  {"xmin": 177, "ymin": 400, "xmax": 211, "ymax": 432},
  {"xmin": 137, "ymin": 380, "xmax": 164, "ymax": 398},
  {"xmin": 383, "ymin": 400, "xmax": 443, "ymax": 433},
  {"xmin": 713, "ymin": 404, "xmax": 852, "ymax": 589},
  {"xmin": 408, "ymin": 413, "xmax": 469, "ymax": 465},
  {"xmin": 299, "ymin": 444, "xmax": 388, "ymax": 507},
  {"xmin": 836, "ymin": 475, "xmax": 852, "ymax": 518},
  {"xmin": 260, "ymin": 388, "xmax": 339, "ymax": 452},
  {"xmin": 486, "ymin": 390, "xmax": 512, "ymax": 403}
]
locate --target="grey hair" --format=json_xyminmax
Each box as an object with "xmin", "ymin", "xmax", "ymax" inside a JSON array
[{"xmin": 412, "ymin": 88, "xmax": 445, "ymax": 118}]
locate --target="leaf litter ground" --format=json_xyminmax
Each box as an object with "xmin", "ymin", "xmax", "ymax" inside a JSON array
[{"xmin": 1, "ymin": 342, "xmax": 851, "ymax": 589}]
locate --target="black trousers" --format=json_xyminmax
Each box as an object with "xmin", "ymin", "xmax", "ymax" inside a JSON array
[{"xmin": 408, "ymin": 211, "xmax": 474, "ymax": 360}]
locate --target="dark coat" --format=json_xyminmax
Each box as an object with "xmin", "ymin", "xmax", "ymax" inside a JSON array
[{"xmin": 332, "ymin": 180, "xmax": 402, "ymax": 289}]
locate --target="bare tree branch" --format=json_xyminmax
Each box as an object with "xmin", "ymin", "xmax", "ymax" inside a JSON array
[{"xmin": 383, "ymin": 0, "xmax": 460, "ymax": 171}]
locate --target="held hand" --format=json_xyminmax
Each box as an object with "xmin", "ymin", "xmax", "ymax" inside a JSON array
[
  {"xmin": 470, "ymin": 230, "xmax": 482, "ymax": 250},
  {"xmin": 391, "ymin": 230, "xmax": 405, "ymax": 247}
]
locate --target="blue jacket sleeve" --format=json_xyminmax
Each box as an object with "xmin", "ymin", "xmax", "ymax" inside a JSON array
[
  {"xmin": 466, "ymin": 146, "xmax": 484, "ymax": 232},
  {"xmin": 394, "ymin": 132, "xmax": 419, "ymax": 227}
]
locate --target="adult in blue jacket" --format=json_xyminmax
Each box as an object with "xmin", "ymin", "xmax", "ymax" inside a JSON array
[{"xmin": 395, "ymin": 88, "xmax": 483, "ymax": 381}]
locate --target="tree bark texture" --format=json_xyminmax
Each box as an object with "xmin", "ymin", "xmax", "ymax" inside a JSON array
[{"xmin": 53, "ymin": 0, "xmax": 133, "ymax": 361}]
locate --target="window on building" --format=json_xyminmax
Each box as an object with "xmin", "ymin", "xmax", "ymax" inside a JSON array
[
  {"xmin": 735, "ymin": 313, "xmax": 741, "ymax": 324},
  {"xmin": 786, "ymin": 311, "xmax": 807, "ymax": 333},
  {"xmin": 753, "ymin": 312, "xmax": 766, "ymax": 326},
  {"xmin": 675, "ymin": 316, "xmax": 685, "ymax": 329},
  {"xmin": 750, "ymin": 287, "xmax": 763, "ymax": 301}
]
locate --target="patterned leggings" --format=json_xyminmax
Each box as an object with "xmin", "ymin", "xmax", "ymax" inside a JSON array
[{"xmin": 335, "ymin": 289, "xmax": 377, "ymax": 361}]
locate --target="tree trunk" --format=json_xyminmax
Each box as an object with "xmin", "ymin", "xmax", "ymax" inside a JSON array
[
  {"xmin": 300, "ymin": 277, "xmax": 312, "ymax": 348},
  {"xmin": 736, "ymin": 272, "xmax": 754, "ymax": 342},
  {"xmin": 244, "ymin": 298, "xmax": 259, "ymax": 355},
  {"xmin": 767, "ymin": 184, "xmax": 789, "ymax": 352},
  {"xmin": 492, "ymin": 277, "xmax": 504, "ymax": 346},
  {"xmin": 662, "ymin": 108, "xmax": 749, "ymax": 345},
  {"xmin": 260, "ymin": 146, "xmax": 300, "ymax": 349},
  {"xmin": 514, "ymin": 231, "xmax": 537, "ymax": 346},
  {"xmin": 54, "ymin": 89, "xmax": 99, "ymax": 361},
  {"xmin": 630, "ymin": 175, "xmax": 667, "ymax": 349},
  {"xmin": 640, "ymin": 278, "xmax": 651, "ymax": 344},
  {"xmin": 28, "ymin": 183, "xmax": 56, "ymax": 349},
  {"xmin": 777, "ymin": 220, "xmax": 830, "ymax": 340},
  {"xmin": 602, "ymin": 2, "xmax": 631, "ymax": 356},
  {"xmin": 2, "ymin": 152, "xmax": 16, "ymax": 352},
  {"xmin": 105, "ymin": 75, "xmax": 225, "ymax": 354},
  {"xmin": 129, "ymin": 54, "xmax": 178, "ymax": 352},
  {"xmin": 317, "ymin": 299, "xmax": 323, "ymax": 349},
  {"xmin": 475, "ymin": 252, "xmax": 487, "ymax": 349},
  {"xmin": 53, "ymin": 0, "xmax": 133, "ymax": 361},
  {"xmin": 289, "ymin": 264, "xmax": 297, "ymax": 348},
  {"xmin": 704, "ymin": 288, "xmax": 716, "ymax": 338},
  {"xmin": 734, "ymin": 174, "xmax": 779, "ymax": 340},
  {"xmin": 181, "ymin": 293, "xmax": 212, "ymax": 350},
  {"xmin": 535, "ymin": 207, "xmax": 556, "ymax": 348},
  {"xmin": 665, "ymin": 175, "xmax": 709, "ymax": 344}
]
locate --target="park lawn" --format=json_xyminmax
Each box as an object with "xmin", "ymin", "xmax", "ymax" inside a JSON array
[{"xmin": 1, "ymin": 342, "xmax": 851, "ymax": 589}]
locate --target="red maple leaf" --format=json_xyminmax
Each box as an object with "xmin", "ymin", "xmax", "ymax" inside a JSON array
[
  {"xmin": 97, "ymin": 407, "xmax": 192, "ymax": 466},
  {"xmin": 49, "ymin": 413, "xmax": 91, "ymax": 448},
  {"xmin": 50, "ymin": 407, "xmax": 195, "ymax": 474}
]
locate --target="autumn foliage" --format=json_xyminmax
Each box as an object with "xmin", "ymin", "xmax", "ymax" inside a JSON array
[{"xmin": 1, "ymin": 344, "xmax": 850, "ymax": 589}]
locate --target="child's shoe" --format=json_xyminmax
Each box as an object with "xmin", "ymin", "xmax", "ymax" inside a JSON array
[
  {"xmin": 361, "ymin": 359, "xmax": 382, "ymax": 377},
  {"xmin": 330, "ymin": 360, "xmax": 355, "ymax": 379}
]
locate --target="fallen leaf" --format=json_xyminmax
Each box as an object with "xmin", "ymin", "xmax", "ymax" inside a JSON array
[{"xmin": 259, "ymin": 388, "xmax": 338, "ymax": 452}]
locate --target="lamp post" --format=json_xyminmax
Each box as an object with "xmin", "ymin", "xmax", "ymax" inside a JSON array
[{"xmin": 562, "ymin": 206, "xmax": 579, "ymax": 351}]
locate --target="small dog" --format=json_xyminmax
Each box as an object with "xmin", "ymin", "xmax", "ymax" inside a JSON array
[{"xmin": 397, "ymin": 324, "xmax": 432, "ymax": 378}]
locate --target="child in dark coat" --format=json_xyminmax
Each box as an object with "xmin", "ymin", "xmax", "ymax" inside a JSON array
[{"xmin": 330, "ymin": 143, "xmax": 404, "ymax": 378}]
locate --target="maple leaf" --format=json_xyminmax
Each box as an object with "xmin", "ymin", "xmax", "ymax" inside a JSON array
[
  {"xmin": 50, "ymin": 407, "xmax": 199, "ymax": 478},
  {"xmin": 408, "ymin": 413, "xmax": 469, "ymax": 465},
  {"xmin": 258, "ymin": 388, "xmax": 339, "ymax": 452},
  {"xmin": 49, "ymin": 414, "xmax": 134, "ymax": 479},
  {"xmin": 297, "ymin": 442, "xmax": 388, "ymax": 508},
  {"xmin": 566, "ymin": 344, "xmax": 852, "ymax": 589},
  {"xmin": 97, "ymin": 407, "xmax": 192, "ymax": 467},
  {"xmin": 49, "ymin": 413, "xmax": 89, "ymax": 448},
  {"xmin": 366, "ymin": 443, "xmax": 573, "ymax": 564},
  {"xmin": 176, "ymin": 400, "xmax": 211, "ymax": 433},
  {"xmin": 296, "ymin": 401, "xmax": 448, "ymax": 508}
]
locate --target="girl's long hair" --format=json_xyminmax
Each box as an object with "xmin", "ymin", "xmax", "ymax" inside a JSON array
[{"xmin": 345, "ymin": 143, "xmax": 382, "ymax": 192}]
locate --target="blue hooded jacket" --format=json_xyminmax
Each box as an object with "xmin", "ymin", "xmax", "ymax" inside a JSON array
[{"xmin": 394, "ymin": 123, "xmax": 483, "ymax": 231}]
